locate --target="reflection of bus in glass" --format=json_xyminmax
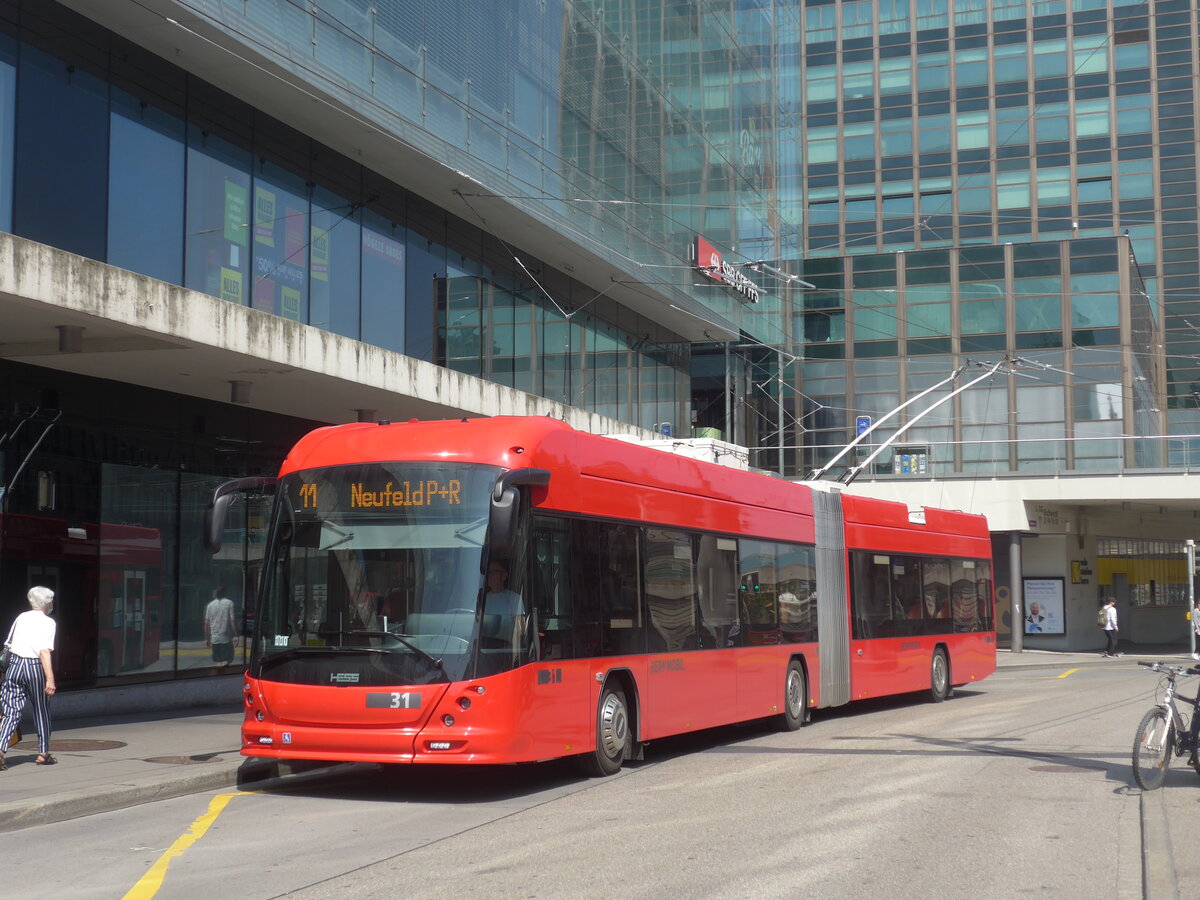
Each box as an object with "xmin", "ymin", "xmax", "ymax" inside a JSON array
[
  {"xmin": 207, "ymin": 417, "xmax": 994, "ymax": 775},
  {"xmin": 0, "ymin": 514, "xmax": 162, "ymax": 681}
]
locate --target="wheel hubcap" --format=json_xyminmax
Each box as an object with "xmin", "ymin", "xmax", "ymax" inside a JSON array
[
  {"xmin": 599, "ymin": 694, "xmax": 627, "ymax": 759},
  {"xmin": 933, "ymin": 657, "xmax": 947, "ymax": 693},
  {"xmin": 786, "ymin": 670, "xmax": 803, "ymax": 717}
]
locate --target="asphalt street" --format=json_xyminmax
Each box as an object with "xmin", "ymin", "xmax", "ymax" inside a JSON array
[{"xmin": 0, "ymin": 645, "xmax": 1196, "ymax": 899}]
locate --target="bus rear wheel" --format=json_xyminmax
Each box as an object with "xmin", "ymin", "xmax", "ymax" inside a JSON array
[
  {"xmin": 779, "ymin": 660, "xmax": 806, "ymax": 731},
  {"xmin": 580, "ymin": 686, "xmax": 629, "ymax": 777},
  {"xmin": 930, "ymin": 648, "xmax": 951, "ymax": 703}
]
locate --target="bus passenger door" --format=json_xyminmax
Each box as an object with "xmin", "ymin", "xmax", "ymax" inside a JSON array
[
  {"xmin": 526, "ymin": 518, "xmax": 592, "ymax": 757},
  {"xmin": 735, "ymin": 540, "xmax": 781, "ymax": 719},
  {"xmin": 642, "ymin": 530, "xmax": 736, "ymax": 735},
  {"xmin": 122, "ymin": 571, "xmax": 146, "ymax": 669}
]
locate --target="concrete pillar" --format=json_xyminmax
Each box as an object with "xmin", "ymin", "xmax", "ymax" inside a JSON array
[{"xmin": 1010, "ymin": 532, "xmax": 1023, "ymax": 653}]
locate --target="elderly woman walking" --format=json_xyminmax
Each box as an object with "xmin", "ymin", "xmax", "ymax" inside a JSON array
[{"xmin": 0, "ymin": 586, "xmax": 58, "ymax": 768}]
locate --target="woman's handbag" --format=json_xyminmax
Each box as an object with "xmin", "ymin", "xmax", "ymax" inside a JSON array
[{"xmin": 0, "ymin": 620, "xmax": 15, "ymax": 671}]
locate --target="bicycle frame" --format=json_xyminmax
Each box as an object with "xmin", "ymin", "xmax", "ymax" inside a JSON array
[
  {"xmin": 1158, "ymin": 679, "xmax": 1189, "ymax": 748},
  {"xmin": 1133, "ymin": 661, "xmax": 1200, "ymax": 790}
]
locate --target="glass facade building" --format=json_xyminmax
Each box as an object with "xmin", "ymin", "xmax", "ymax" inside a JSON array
[{"xmin": 786, "ymin": 0, "xmax": 1196, "ymax": 477}]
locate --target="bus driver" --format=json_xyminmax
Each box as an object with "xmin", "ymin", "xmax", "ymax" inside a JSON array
[{"xmin": 484, "ymin": 560, "xmax": 523, "ymax": 618}]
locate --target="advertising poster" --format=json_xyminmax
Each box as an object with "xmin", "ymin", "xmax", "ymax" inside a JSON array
[
  {"xmin": 253, "ymin": 277, "xmax": 275, "ymax": 313},
  {"xmin": 220, "ymin": 267, "xmax": 243, "ymax": 305},
  {"xmin": 224, "ymin": 179, "xmax": 248, "ymax": 245},
  {"xmin": 1022, "ymin": 577, "xmax": 1064, "ymax": 634},
  {"xmin": 254, "ymin": 187, "xmax": 276, "ymax": 247},
  {"xmin": 311, "ymin": 226, "xmax": 330, "ymax": 281},
  {"xmin": 281, "ymin": 286, "xmax": 302, "ymax": 321}
]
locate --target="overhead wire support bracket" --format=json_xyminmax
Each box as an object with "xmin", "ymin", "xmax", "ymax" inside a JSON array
[
  {"xmin": 835, "ymin": 358, "xmax": 1009, "ymax": 485},
  {"xmin": 743, "ymin": 261, "xmax": 817, "ymax": 289}
]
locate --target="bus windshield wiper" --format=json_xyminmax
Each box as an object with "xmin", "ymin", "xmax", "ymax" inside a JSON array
[
  {"xmin": 288, "ymin": 643, "xmax": 386, "ymax": 657},
  {"xmin": 453, "ymin": 516, "xmax": 487, "ymax": 545},
  {"xmin": 319, "ymin": 520, "xmax": 355, "ymax": 550},
  {"xmin": 348, "ymin": 629, "xmax": 444, "ymax": 671}
]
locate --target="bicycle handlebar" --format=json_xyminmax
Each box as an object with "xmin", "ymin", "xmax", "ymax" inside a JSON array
[{"xmin": 1138, "ymin": 661, "xmax": 1200, "ymax": 676}]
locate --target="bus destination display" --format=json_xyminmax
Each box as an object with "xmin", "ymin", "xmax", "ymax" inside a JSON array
[{"xmin": 298, "ymin": 480, "xmax": 463, "ymax": 510}]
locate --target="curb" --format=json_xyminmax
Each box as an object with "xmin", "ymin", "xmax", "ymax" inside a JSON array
[
  {"xmin": 0, "ymin": 757, "xmax": 376, "ymax": 833},
  {"xmin": 998, "ymin": 656, "xmax": 1195, "ymax": 673},
  {"xmin": 0, "ymin": 760, "xmax": 242, "ymax": 833},
  {"xmin": 1142, "ymin": 789, "xmax": 1180, "ymax": 900}
]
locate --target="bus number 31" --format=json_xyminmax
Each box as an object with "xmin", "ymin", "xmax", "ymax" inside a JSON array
[{"xmin": 366, "ymin": 692, "xmax": 421, "ymax": 709}]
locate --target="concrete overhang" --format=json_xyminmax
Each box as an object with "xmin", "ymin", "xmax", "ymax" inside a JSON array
[
  {"xmin": 842, "ymin": 474, "xmax": 1200, "ymax": 539},
  {"xmin": 61, "ymin": 0, "xmax": 733, "ymax": 343},
  {"xmin": 0, "ymin": 232, "xmax": 652, "ymax": 438}
]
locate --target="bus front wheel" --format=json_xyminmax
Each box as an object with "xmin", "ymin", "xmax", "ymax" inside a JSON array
[
  {"xmin": 779, "ymin": 660, "xmax": 806, "ymax": 731},
  {"xmin": 930, "ymin": 648, "xmax": 951, "ymax": 703},
  {"xmin": 580, "ymin": 686, "xmax": 629, "ymax": 777}
]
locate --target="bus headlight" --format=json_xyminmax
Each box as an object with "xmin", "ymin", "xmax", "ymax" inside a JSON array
[
  {"xmin": 442, "ymin": 714, "xmax": 456, "ymax": 727},
  {"xmin": 457, "ymin": 697, "xmax": 472, "ymax": 710}
]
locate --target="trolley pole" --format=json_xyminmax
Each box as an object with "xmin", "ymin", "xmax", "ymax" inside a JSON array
[{"xmin": 1188, "ymin": 539, "xmax": 1196, "ymax": 658}]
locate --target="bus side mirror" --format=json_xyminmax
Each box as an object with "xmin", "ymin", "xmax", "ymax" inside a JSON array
[
  {"xmin": 489, "ymin": 485, "xmax": 519, "ymax": 553},
  {"xmin": 204, "ymin": 476, "xmax": 276, "ymax": 554},
  {"xmin": 488, "ymin": 468, "xmax": 550, "ymax": 553}
]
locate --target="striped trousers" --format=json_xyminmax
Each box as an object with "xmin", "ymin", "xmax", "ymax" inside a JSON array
[{"xmin": 0, "ymin": 656, "xmax": 52, "ymax": 755}]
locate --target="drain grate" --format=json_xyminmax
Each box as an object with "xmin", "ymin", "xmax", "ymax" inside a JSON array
[
  {"xmin": 13, "ymin": 739, "xmax": 127, "ymax": 752},
  {"xmin": 143, "ymin": 753, "xmax": 222, "ymax": 765}
]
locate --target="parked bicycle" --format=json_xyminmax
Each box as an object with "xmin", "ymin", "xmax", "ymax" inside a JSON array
[{"xmin": 1131, "ymin": 661, "xmax": 1200, "ymax": 790}]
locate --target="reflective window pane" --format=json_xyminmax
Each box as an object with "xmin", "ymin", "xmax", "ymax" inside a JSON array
[{"xmin": 108, "ymin": 91, "xmax": 184, "ymax": 284}]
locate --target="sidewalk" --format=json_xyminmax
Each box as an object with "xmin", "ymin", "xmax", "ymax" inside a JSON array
[
  {"xmin": 0, "ymin": 706, "xmax": 247, "ymax": 832},
  {"xmin": 997, "ymin": 642, "xmax": 1198, "ymax": 670}
]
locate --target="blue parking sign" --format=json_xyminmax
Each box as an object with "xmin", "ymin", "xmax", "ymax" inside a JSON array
[{"xmin": 856, "ymin": 416, "xmax": 871, "ymax": 437}]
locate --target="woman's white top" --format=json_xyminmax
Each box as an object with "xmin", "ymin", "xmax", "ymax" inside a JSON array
[{"xmin": 7, "ymin": 609, "xmax": 56, "ymax": 659}]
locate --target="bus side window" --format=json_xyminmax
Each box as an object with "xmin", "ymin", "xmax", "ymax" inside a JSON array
[
  {"xmin": 922, "ymin": 558, "xmax": 952, "ymax": 633},
  {"xmin": 570, "ymin": 519, "xmax": 608, "ymax": 657},
  {"xmin": 601, "ymin": 523, "xmax": 643, "ymax": 655},
  {"xmin": 532, "ymin": 517, "xmax": 572, "ymax": 660},
  {"xmin": 951, "ymin": 559, "xmax": 982, "ymax": 633},
  {"xmin": 696, "ymin": 535, "xmax": 739, "ymax": 648},
  {"xmin": 645, "ymin": 528, "xmax": 697, "ymax": 652},
  {"xmin": 892, "ymin": 556, "xmax": 924, "ymax": 636},
  {"xmin": 851, "ymin": 552, "xmax": 893, "ymax": 639},
  {"xmin": 738, "ymin": 538, "xmax": 779, "ymax": 645}
]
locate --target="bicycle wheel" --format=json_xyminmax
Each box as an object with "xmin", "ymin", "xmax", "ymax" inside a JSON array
[{"xmin": 1132, "ymin": 707, "xmax": 1175, "ymax": 790}]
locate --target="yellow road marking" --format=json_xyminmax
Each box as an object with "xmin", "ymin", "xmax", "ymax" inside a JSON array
[
  {"xmin": 122, "ymin": 791, "xmax": 252, "ymax": 900},
  {"xmin": 1057, "ymin": 668, "xmax": 1078, "ymax": 679}
]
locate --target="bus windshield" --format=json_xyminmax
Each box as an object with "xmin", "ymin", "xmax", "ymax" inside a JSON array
[{"xmin": 252, "ymin": 462, "xmax": 503, "ymax": 685}]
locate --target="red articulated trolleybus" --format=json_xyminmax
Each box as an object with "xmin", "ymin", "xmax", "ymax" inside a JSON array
[{"xmin": 205, "ymin": 416, "xmax": 995, "ymax": 775}]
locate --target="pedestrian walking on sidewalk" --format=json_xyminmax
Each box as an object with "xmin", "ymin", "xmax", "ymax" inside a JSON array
[
  {"xmin": 0, "ymin": 586, "xmax": 58, "ymax": 769},
  {"xmin": 1101, "ymin": 597, "xmax": 1120, "ymax": 658},
  {"xmin": 1192, "ymin": 605, "xmax": 1200, "ymax": 661},
  {"xmin": 205, "ymin": 585, "xmax": 238, "ymax": 668}
]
